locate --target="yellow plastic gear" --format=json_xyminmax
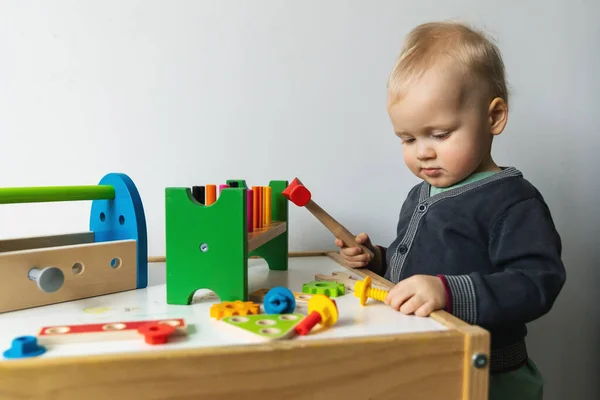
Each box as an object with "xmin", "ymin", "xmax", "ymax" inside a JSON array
[{"xmin": 210, "ymin": 300, "xmax": 260, "ymax": 320}]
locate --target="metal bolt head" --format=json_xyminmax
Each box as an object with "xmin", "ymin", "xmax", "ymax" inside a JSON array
[
  {"xmin": 28, "ymin": 267, "xmax": 64, "ymax": 293},
  {"xmin": 472, "ymin": 353, "xmax": 488, "ymax": 368},
  {"xmin": 200, "ymin": 243, "xmax": 209, "ymax": 252}
]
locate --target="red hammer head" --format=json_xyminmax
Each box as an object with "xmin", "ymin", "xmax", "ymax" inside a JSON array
[{"xmin": 282, "ymin": 178, "xmax": 311, "ymax": 207}]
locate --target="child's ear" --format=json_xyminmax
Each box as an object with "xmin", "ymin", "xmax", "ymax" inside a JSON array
[{"xmin": 488, "ymin": 97, "xmax": 508, "ymax": 135}]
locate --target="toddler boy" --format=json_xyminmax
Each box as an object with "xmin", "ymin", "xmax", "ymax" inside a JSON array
[{"xmin": 336, "ymin": 21, "xmax": 566, "ymax": 400}]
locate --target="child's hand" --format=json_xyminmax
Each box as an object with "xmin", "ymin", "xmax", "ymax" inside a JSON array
[
  {"xmin": 334, "ymin": 232, "xmax": 376, "ymax": 268},
  {"xmin": 385, "ymin": 275, "xmax": 446, "ymax": 317}
]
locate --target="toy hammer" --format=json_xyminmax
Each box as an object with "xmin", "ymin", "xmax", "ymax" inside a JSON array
[{"xmin": 282, "ymin": 178, "xmax": 375, "ymax": 261}]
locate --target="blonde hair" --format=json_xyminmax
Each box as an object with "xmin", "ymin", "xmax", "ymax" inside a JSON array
[{"xmin": 388, "ymin": 21, "xmax": 508, "ymax": 106}]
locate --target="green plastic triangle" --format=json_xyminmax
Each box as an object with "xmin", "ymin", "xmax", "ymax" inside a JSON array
[{"xmin": 220, "ymin": 313, "xmax": 304, "ymax": 340}]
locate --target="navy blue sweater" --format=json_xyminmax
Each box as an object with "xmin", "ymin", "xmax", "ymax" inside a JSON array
[{"xmin": 371, "ymin": 167, "xmax": 566, "ymax": 373}]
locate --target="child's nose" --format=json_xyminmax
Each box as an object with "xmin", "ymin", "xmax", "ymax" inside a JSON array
[{"xmin": 416, "ymin": 143, "xmax": 435, "ymax": 160}]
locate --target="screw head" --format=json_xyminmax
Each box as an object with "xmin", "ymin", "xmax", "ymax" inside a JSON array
[
  {"xmin": 472, "ymin": 353, "xmax": 488, "ymax": 368},
  {"xmin": 200, "ymin": 243, "xmax": 209, "ymax": 252}
]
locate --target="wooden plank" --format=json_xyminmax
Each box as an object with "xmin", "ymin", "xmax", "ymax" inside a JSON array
[
  {"xmin": 315, "ymin": 271, "xmax": 388, "ymax": 292},
  {"xmin": 461, "ymin": 326, "xmax": 489, "ymax": 400},
  {"xmin": 326, "ymin": 251, "xmax": 394, "ymax": 289},
  {"xmin": 0, "ymin": 232, "xmax": 95, "ymax": 253},
  {"xmin": 248, "ymin": 221, "xmax": 287, "ymax": 252},
  {"xmin": 429, "ymin": 312, "xmax": 490, "ymax": 400},
  {"xmin": 0, "ymin": 331, "xmax": 466, "ymax": 400},
  {"xmin": 37, "ymin": 318, "xmax": 188, "ymax": 345},
  {"xmin": 0, "ymin": 240, "xmax": 137, "ymax": 313}
]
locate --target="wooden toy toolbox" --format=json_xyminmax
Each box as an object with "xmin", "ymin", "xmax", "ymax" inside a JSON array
[{"xmin": 0, "ymin": 173, "xmax": 147, "ymax": 313}]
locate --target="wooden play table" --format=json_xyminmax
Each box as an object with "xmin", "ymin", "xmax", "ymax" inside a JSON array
[{"xmin": 0, "ymin": 253, "xmax": 489, "ymax": 399}]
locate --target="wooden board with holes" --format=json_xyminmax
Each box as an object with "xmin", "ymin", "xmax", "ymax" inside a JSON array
[
  {"xmin": 325, "ymin": 251, "xmax": 395, "ymax": 289},
  {"xmin": 219, "ymin": 314, "xmax": 304, "ymax": 341},
  {"xmin": 0, "ymin": 239, "xmax": 138, "ymax": 313},
  {"xmin": 37, "ymin": 318, "xmax": 188, "ymax": 345}
]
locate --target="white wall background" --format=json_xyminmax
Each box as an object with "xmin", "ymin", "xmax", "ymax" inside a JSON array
[{"xmin": 0, "ymin": 1, "xmax": 597, "ymax": 398}]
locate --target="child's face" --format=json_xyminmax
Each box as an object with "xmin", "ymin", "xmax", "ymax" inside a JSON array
[{"xmin": 387, "ymin": 63, "xmax": 504, "ymax": 188}]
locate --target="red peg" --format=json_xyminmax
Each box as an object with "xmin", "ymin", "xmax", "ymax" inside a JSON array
[{"xmin": 295, "ymin": 311, "xmax": 322, "ymax": 335}]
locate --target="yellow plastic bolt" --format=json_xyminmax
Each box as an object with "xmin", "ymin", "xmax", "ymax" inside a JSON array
[{"xmin": 354, "ymin": 276, "xmax": 389, "ymax": 306}]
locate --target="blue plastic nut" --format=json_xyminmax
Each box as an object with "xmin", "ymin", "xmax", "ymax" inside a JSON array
[
  {"xmin": 3, "ymin": 336, "xmax": 46, "ymax": 359},
  {"xmin": 263, "ymin": 286, "xmax": 296, "ymax": 314}
]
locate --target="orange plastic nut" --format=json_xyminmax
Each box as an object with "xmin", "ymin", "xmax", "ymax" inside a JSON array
[
  {"xmin": 210, "ymin": 301, "xmax": 260, "ymax": 320},
  {"xmin": 137, "ymin": 322, "xmax": 176, "ymax": 345}
]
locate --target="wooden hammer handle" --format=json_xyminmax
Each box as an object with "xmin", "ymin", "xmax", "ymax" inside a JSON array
[{"xmin": 304, "ymin": 199, "xmax": 375, "ymax": 260}]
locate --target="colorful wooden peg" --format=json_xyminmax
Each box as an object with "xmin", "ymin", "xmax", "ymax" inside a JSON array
[
  {"xmin": 218, "ymin": 184, "xmax": 229, "ymax": 196},
  {"xmin": 247, "ymin": 189, "xmax": 254, "ymax": 232},
  {"xmin": 252, "ymin": 186, "xmax": 259, "ymax": 230},
  {"xmin": 192, "ymin": 186, "xmax": 205, "ymax": 204},
  {"xmin": 206, "ymin": 185, "xmax": 216, "ymax": 205},
  {"xmin": 257, "ymin": 186, "xmax": 262, "ymax": 229},
  {"xmin": 265, "ymin": 186, "xmax": 272, "ymax": 225}
]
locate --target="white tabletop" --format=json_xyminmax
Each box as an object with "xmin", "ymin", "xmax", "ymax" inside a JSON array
[{"xmin": 0, "ymin": 256, "xmax": 447, "ymax": 361}]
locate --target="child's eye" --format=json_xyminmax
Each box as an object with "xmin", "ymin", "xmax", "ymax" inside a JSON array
[
  {"xmin": 401, "ymin": 138, "xmax": 415, "ymax": 144},
  {"xmin": 433, "ymin": 131, "xmax": 450, "ymax": 139}
]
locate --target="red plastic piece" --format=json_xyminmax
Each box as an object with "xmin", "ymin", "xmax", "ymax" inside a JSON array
[
  {"xmin": 294, "ymin": 311, "xmax": 322, "ymax": 335},
  {"xmin": 282, "ymin": 178, "xmax": 311, "ymax": 207},
  {"xmin": 257, "ymin": 185, "xmax": 262, "ymax": 229},
  {"xmin": 218, "ymin": 184, "xmax": 229, "ymax": 195},
  {"xmin": 137, "ymin": 322, "xmax": 176, "ymax": 345}
]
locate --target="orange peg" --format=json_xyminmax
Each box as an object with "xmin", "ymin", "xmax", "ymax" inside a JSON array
[
  {"xmin": 265, "ymin": 186, "xmax": 272, "ymax": 225},
  {"xmin": 252, "ymin": 186, "xmax": 259, "ymax": 230},
  {"xmin": 206, "ymin": 184, "xmax": 216, "ymax": 205},
  {"xmin": 257, "ymin": 186, "xmax": 263, "ymax": 229},
  {"xmin": 260, "ymin": 186, "xmax": 267, "ymax": 226}
]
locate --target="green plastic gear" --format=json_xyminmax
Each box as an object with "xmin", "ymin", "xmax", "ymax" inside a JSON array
[{"xmin": 301, "ymin": 281, "xmax": 345, "ymax": 297}]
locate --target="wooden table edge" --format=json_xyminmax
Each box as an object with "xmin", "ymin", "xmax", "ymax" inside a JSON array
[
  {"xmin": 322, "ymin": 250, "xmax": 490, "ymax": 400},
  {"xmin": 1, "ymin": 329, "xmax": 473, "ymax": 399}
]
